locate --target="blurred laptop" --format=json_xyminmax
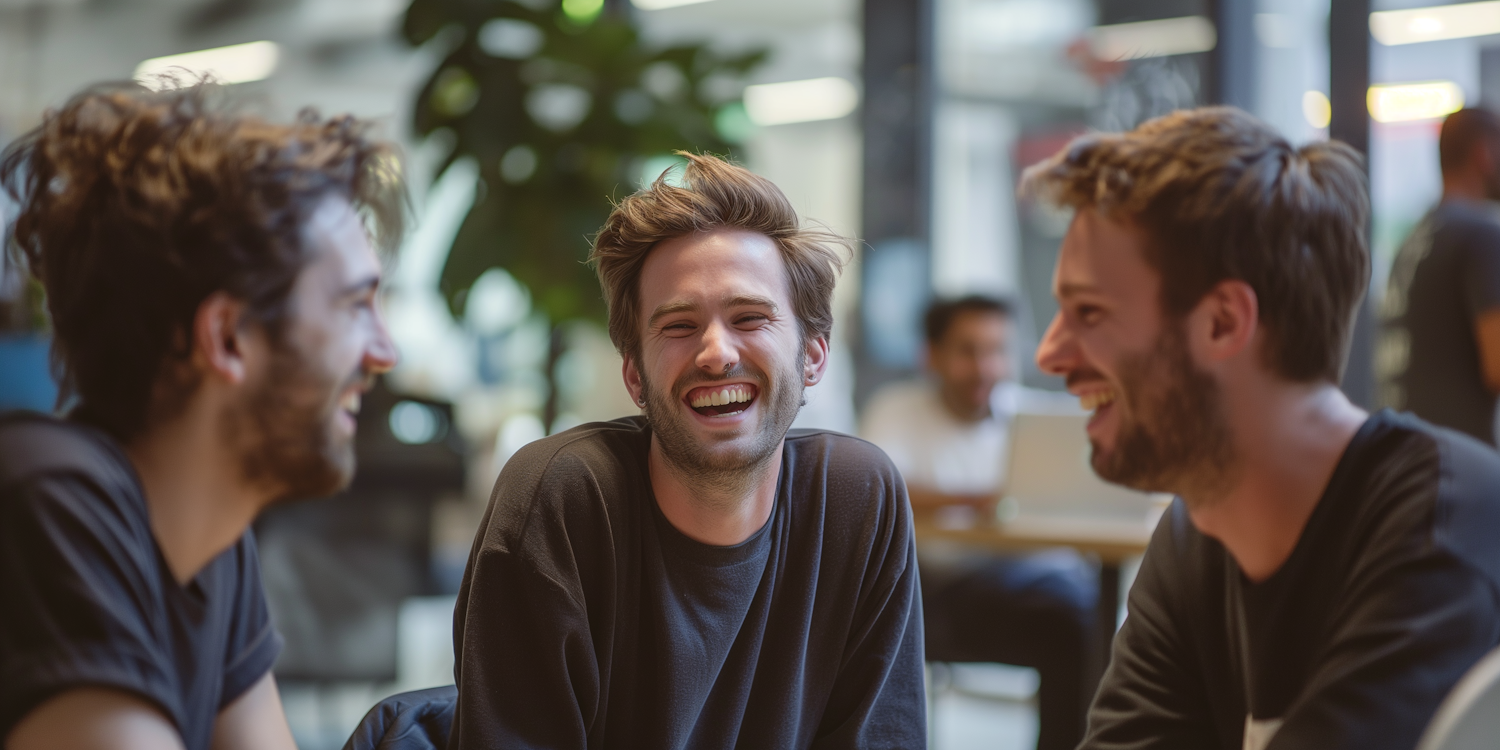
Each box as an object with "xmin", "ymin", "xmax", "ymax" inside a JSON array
[{"xmin": 999, "ymin": 411, "xmax": 1170, "ymax": 536}]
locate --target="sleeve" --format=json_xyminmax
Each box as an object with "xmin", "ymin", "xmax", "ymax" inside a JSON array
[
  {"xmin": 0, "ymin": 475, "xmax": 176, "ymax": 738},
  {"xmin": 1459, "ymin": 218, "xmax": 1500, "ymax": 316},
  {"xmin": 1264, "ymin": 543, "xmax": 1500, "ymax": 749},
  {"xmin": 219, "ymin": 531, "xmax": 283, "ymax": 707},
  {"xmin": 811, "ymin": 461, "xmax": 928, "ymax": 750},
  {"xmin": 1081, "ymin": 509, "xmax": 1222, "ymax": 750},
  {"xmin": 447, "ymin": 546, "xmax": 598, "ymax": 750}
]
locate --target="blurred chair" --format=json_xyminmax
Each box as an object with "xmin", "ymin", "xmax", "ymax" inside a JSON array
[
  {"xmin": 1416, "ymin": 645, "xmax": 1500, "ymax": 750},
  {"xmin": 342, "ymin": 685, "xmax": 456, "ymax": 750}
]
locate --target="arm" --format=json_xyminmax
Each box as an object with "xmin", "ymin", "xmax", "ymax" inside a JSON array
[
  {"xmin": 1082, "ymin": 506, "xmax": 1221, "ymax": 749},
  {"xmin": 448, "ymin": 548, "xmax": 597, "ymax": 750},
  {"xmin": 6, "ymin": 688, "xmax": 186, "ymax": 750},
  {"xmin": 812, "ymin": 478, "xmax": 927, "ymax": 749},
  {"xmin": 1474, "ymin": 308, "xmax": 1500, "ymax": 393},
  {"xmin": 210, "ymin": 672, "xmax": 296, "ymax": 750}
]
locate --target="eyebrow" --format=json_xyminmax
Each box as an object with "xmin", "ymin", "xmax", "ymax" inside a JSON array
[
  {"xmin": 1055, "ymin": 282, "xmax": 1102, "ymax": 298},
  {"xmin": 647, "ymin": 295, "xmax": 780, "ymax": 327},
  {"xmin": 339, "ymin": 274, "xmax": 382, "ymax": 298}
]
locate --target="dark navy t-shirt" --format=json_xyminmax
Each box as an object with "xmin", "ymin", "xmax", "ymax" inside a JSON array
[
  {"xmin": 0, "ymin": 412, "xmax": 282, "ymax": 750},
  {"xmin": 1378, "ymin": 199, "xmax": 1500, "ymax": 444},
  {"xmin": 1083, "ymin": 410, "xmax": 1500, "ymax": 750}
]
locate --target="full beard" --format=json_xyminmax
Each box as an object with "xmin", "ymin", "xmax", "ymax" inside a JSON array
[
  {"xmin": 230, "ymin": 340, "xmax": 363, "ymax": 503},
  {"xmin": 1092, "ymin": 323, "xmax": 1236, "ymax": 504},
  {"xmin": 640, "ymin": 353, "xmax": 805, "ymax": 498}
]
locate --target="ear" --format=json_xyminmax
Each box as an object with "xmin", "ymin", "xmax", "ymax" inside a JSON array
[
  {"xmin": 622, "ymin": 353, "xmax": 645, "ymax": 407},
  {"xmin": 803, "ymin": 334, "xmax": 830, "ymax": 387},
  {"xmin": 190, "ymin": 292, "xmax": 255, "ymax": 385},
  {"xmin": 1190, "ymin": 280, "xmax": 1258, "ymax": 366}
]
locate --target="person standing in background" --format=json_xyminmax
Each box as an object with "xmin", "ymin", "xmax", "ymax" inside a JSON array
[
  {"xmin": 861, "ymin": 295, "xmax": 1097, "ymax": 750},
  {"xmin": 1378, "ymin": 108, "xmax": 1500, "ymax": 445}
]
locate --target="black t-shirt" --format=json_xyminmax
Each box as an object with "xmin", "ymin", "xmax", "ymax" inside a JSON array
[
  {"xmin": 0, "ymin": 412, "xmax": 282, "ymax": 750},
  {"xmin": 1083, "ymin": 410, "xmax": 1500, "ymax": 750},
  {"xmin": 448, "ymin": 416, "xmax": 926, "ymax": 750},
  {"xmin": 1378, "ymin": 199, "xmax": 1500, "ymax": 444}
]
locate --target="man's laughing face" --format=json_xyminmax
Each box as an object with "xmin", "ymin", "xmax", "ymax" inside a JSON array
[{"xmin": 626, "ymin": 228, "xmax": 827, "ymax": 481}]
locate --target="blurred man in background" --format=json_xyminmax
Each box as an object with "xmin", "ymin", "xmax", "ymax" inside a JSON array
[
  {"xmin": 1029, "ymin": 107, "xmax": 1500, "ymax": 750},
  {"xmin": 447, "ymin": 154, "xmax": 925, "ymax": 749},
  {"xmin": 861, "ymin": 295, "xmax": 1096, "ymax": 750},
  {"xmin": 0, "ymin": 81, "xmax": 402, "ymax": 750},
  {"xmin": 1378, "ymin": 108, "xmax": 1500, "ymax": 446}
]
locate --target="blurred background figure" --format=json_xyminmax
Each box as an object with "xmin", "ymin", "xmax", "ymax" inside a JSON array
[
  {"xmin": 862, "ymin": 295, "xmax": 1095, "ymax": 750},
  {"xmin": 1378, "ymin": 108, "xmax": 1500, "ymax": 447}
]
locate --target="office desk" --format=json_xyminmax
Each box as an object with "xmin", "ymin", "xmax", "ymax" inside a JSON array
[{"xmin": 913, "ymin": 514, "xmax": 1155, "ymax": 670}]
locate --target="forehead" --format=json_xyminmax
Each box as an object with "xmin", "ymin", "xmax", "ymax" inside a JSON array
[
  {"xmin": 939, "ymin": 309, "xmax": 1010, "ymax": 344},
  {"xmin": 1055, "ymin": 207, "xmax": 1159, "ymax": 302},
  {"xmin": 637, "ymin": 228, "xmax": 790, "ymax": 310},
  {"xmin": 298, "ymin": 195, "xmax": 380, "ymax": 285}
]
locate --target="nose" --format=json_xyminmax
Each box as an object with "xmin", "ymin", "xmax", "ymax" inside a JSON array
[
  {"xmin": 695, "ymin": 319, "xmax": 739, "ymax": 376},
  {"xmin": 1035, "ymin": 312, "xmax": 1075, "ymax": 377},
  {"xmin": 364, "ymin": 306, "xmax": 399, "ymax": 375}
]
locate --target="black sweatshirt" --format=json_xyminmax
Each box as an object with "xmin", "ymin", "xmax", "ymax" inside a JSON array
[
  {"xmin": 448, "ymin": 417, "xmax": 926, "ymax": 750},
  {"xmin": 1084, "ymin": 410, "xmax": 1500, "ymax": 750}
]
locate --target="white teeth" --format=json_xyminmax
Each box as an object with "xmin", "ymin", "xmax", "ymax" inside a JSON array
[
  {"xmin": 1079, "ymin": 390, "xmax": 1115, "ymax": 412},
  {"xmin": 341, "ymin": 392, "xmax": 361, "ymax": 414},
  {"xmin": 690, "ymin": 385, "xmax": 753, "ymax": 409}
]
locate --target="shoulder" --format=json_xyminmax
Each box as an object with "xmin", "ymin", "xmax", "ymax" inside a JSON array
[
  {"xmin": 480, "ymin": 417, "xmax": 649, "ymax": 551},
  {"xmin": 1408, "ymin": 414, "xmax": 1500, "ymax": 586},
  {"xmin": 786, "ymin": 428, "xmax": 902, "ymax": 486},
  {"xmin": 1434, "ymin": 201, "xmax": 1500, "ymax": 248},
  {"xmin": 0, "ymin": 412, "xmax": 147, "ymax": 539}
]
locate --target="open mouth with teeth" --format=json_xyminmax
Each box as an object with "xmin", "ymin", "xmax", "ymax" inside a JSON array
[
  {"xmin": 339, "ymin": 391, "xmax": 363, "ymax": 419},
  {"xmin": 1078, "ymin": 389, "xmax": 1116, "ymax": 412},
  {"xmin": 687, "ymin": 384, "xmax": 757, "ymax": 417}
]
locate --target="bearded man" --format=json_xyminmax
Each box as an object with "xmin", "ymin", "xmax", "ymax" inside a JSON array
[
  {"xmin": 1027, "ymin": 107, "xmax": 1500, "ymax": 750},
  {"xmin": 0, "ymin": 81, "xmax": 402, "ymax": 750},
  {"xmin": 447, "ymin": 154, "xmax": 925, "ymax": 749}
]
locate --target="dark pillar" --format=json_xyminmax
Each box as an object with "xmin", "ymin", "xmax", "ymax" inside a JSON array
[
  {"xmin": 1330, "ymin": 0, "xmax": 1374, "ymax": 407},
  {"xmin": 1208, "ymin": 0, "xmax": 1257, "ymax": 110},
  {"xmin": 857, "ymin": 0, "xmax": 936, "ymax": 408}
]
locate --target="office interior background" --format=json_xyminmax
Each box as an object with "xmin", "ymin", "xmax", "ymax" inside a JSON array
[{"xmin": 0, "ymin": 0, "xmax": 1490, "ymax": 746}]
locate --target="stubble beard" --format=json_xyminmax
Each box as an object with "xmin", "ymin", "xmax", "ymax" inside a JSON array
[
  {"xmin": 1092, "ymin": 323, "xmax": 1237, "ymax": 505},
  {"xmin": 230, "ymin": 339, "xmax": 363, "ymax": 504},
  {"xmin": 640, "ymin": 352, "xmax": 805, "ymax": 500}
]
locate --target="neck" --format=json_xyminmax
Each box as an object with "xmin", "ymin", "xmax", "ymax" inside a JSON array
[
  {"xmin": 125, "ymin": 405, "xmax": 269, "ymax": 585},
  {"xmin": 1443, "ymin": 174, "xmax": 1489, "ymax": 204},
  {"xmin": 1184, "ymin": 381, "xmax": 1366, "ymax": 583},
  {"xmin": 648, "ymin": 437, "xmax": 782, "ymax": 546},
  {"xmin": 939, "ymin": 386, "xmax": 991, "ymax": 423}
]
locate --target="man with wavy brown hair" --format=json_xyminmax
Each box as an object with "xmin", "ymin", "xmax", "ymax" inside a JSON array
[
  {"xmin": 0, "ymin": 81, "xmax": 403, "ymax": 750},
  {"xmin": 447, "ymin": 154, "xmax": 925, "ymax": 749},
  {"xmin": 1026, "ymin": 107, "xmax": 1500, "ymax": 750}
]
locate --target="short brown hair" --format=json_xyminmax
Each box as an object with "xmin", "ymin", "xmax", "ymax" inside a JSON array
[
  {"xmin": 1021, "ymin": 106, "xmax": 1369, "ymax": 383},
  {"xmin": 591, "ymin": 152, "xmax": 849, "ymax": 359},
  {"xmin": 2, "ymin": 79, "xmax": 405, "ymax": 440},
  {"xmin": 1439, "ymin": 108, "xmax": 1500, "ymax": 175}
]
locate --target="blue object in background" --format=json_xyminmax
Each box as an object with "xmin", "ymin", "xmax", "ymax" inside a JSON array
[{"xmin": 0, "ymin": 334, "xmax": 59, "ymax": 413}]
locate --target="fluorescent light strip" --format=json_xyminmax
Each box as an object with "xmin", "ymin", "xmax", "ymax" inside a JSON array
[
  {"xmin": 134, "ymin": 41, "xmax": 280, "ymax": 89},
  {"xmin": 744, "ymin": 77, "xmax": 859, "ymax": 127},
  {"xmin": 1371, "ymin": 1, "xmax": 1500, "ymax": 46},
  {"xmin": 1087, "ymin": 16, "xmax": 1217, "ymax": 61},
  {"xmin": 631, "ymin": 0, "xmax": 716, "ymax": 10},
  {"xmin": 1368, "ymin": 81, "xmax": 1466, "ymax": 123}
]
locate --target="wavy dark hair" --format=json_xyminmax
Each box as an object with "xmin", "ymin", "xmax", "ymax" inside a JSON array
[{"xmin": 1, "ymin": 79, "xmax": 406, "ymax": 440}]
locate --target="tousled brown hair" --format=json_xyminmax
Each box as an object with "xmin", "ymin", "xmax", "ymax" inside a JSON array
[
  {"xmin": 1021, "ymin": 106, "xmax": 1369, "ymax": 383},
  {"xmin": 2, "ymin": 78, "xmax": 405, "ymax": 440},
  {"xmin": 591, "ymin": 152, "xmax": 849, "ymax": 359}
]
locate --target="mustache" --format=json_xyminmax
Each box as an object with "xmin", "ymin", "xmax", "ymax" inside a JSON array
[{"xmin": 1065, "ymin": 369, "xmax": 1109, "ymax": 390}]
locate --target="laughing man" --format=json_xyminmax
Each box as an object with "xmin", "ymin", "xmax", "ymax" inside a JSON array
[
  {"xmin": 1027, "ymin": 107, "xmax": 1500, "ymax": 750},
  {"xmin": 446, "ymin": 154, "xmax": 926, "ymax": 749}
]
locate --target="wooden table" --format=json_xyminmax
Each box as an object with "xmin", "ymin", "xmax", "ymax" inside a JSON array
[{"xmin": 913, "ymin": 513, "xmax": 1156, "ymax": 675}]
